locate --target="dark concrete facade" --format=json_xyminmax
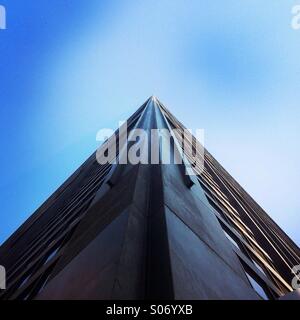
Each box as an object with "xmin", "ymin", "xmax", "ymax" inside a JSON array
[{"xmin": 0, "ymin": 97, "xmax": 299, "ymax": 300}]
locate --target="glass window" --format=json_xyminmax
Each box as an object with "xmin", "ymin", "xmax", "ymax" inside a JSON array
[
  {"xmin": 44, "ymin": 246, "xmax": 60, "ymax": 265},
  {"xmin": 245, "ymin": 272, "xmax": 269, "ymax": 300},
  {"xmin": 18, "ymin": 274, "xmax": 31, "ymax": 289},
  {"xmin": 252, "ymin": 260, "xmax": 267, "ymax": 276},
  {"xmin": 224, "ymin": 231, "xmax": 241, "ymax": 250},
  {"xmin": 239, "ymin": 258, "xmax": 271, "ymax": 300}
]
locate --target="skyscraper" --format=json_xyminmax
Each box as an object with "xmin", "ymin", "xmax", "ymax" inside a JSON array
[{"xmin": 0, "ymin": 97, "xmax": 299, "ymax": 300}]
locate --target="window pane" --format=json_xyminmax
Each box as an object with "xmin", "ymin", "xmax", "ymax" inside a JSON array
[{"xmin": 245, "ymin": 272, "xmax": 269, "ymax": 300}]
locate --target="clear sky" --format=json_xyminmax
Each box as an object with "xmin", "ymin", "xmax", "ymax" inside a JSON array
[{"xmin": 0, "ymin": 0, "xmax": 299, "ymax": 245}]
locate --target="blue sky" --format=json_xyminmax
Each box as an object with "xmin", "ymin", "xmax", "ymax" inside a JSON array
[{"xmin": 0, "ymin": 0, "xmax": 299, "ymax": 245}]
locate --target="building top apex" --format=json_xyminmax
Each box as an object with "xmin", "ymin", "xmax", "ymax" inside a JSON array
[{"xmin": 149, "ymin": 96, "xmax": 160, "ymax": 106}]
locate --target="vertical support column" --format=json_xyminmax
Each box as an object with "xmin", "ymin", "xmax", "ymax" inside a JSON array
[{"xmin": 145, "ymin": 164, "xmax": 174, "ymax": 299}]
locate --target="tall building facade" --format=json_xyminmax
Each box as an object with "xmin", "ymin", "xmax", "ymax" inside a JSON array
[{"xmin": 0, "ymin": 97, "xmax": 299, "ymax": 300}]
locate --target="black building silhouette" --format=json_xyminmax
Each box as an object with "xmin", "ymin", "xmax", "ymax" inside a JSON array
[{"xmin": 1, "ymin": 97, "xmax": 299, "ymax": 300}]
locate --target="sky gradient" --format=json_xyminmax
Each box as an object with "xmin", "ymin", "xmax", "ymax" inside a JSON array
[{"xmin": 0, "ymin": 0, "xmax": 299, "ymax": 245}]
